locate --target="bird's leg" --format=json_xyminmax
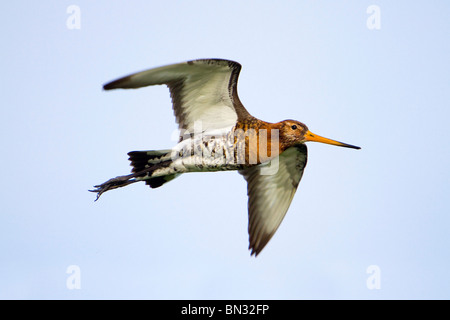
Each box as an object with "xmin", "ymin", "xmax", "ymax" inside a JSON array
[
  {"xmin": 89, "ymin": 173, "xmax": 138, "ymax": 201},
  {"xmin": 90, "ymin": 161, "xmax": 170, "ymax": 201}
]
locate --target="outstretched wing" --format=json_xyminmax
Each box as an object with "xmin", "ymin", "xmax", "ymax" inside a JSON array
[
  {"xmin": 103, "ymin": 59, "xmax": 251, "ymax": 134},
  {"xmin": 239, "ymin": 145, "xmax": 308, "ymax": 256}
]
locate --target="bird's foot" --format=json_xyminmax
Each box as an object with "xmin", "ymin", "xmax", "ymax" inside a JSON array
[{"xmin": 89, "ymin": 174, "xmax": 135, "ymax": 201}]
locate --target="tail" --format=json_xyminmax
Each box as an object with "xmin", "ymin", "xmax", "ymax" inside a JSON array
[
  {"xmin": 128, "ymin": 149, "xmax": 180, "ymax": 189},
  {"xmin": 90, "ymin": 149, "xmax": 180, "ymax": 200}
]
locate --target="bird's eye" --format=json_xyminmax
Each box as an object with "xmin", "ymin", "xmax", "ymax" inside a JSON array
[{"xmin": 291, "ymin": 125, "xmax": 297, "ymax": 130}]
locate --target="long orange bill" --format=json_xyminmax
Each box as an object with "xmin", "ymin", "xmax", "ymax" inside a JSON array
[{"xmin": 305, "ymin": 131, "xmax": 361, "ymax": 150}]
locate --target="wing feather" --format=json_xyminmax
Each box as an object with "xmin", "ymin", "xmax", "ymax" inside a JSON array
[
  {"xmin": 104, "ymin": 59, "xmax": 251, "ymax": 133},
  {"xmin": 239, "ymin": 145, "xmax": 308, "ymax": 256}
]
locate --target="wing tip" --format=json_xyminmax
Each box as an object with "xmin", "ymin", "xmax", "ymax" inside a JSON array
[
  {"xmin": 249, "ymin": 243, "xmax": 264, "ymax": 257},
  {"xmin": 103, "ymin": 75, "xmax": 134, "ymax": 90},
  {"xmin": 103, "ymin": 83, "xmax": 114, "ymax": 90}
]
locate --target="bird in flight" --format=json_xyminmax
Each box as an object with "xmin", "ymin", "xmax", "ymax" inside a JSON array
[{"xmin": 91, "ymin": 59, "xmax": 360, "ymax": 256}]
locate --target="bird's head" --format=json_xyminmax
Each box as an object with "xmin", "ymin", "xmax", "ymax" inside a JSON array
[
  {"xmin": 278, "ymin": 119, "xmax": 361, "ymax": 150},
  {"xmin": 279, "ymin": 120, "xmax": 309, "ymax": 146}
]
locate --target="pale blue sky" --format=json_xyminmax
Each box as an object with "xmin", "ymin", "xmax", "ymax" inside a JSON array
[{"xmin": 1, "ymin": 1, "xmax": 449, "ymax": 299}]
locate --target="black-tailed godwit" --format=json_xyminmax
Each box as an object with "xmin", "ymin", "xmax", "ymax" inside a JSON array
[{"xmin": 91, "ymin": 59, "xmax": 360, "ymax": 256}]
